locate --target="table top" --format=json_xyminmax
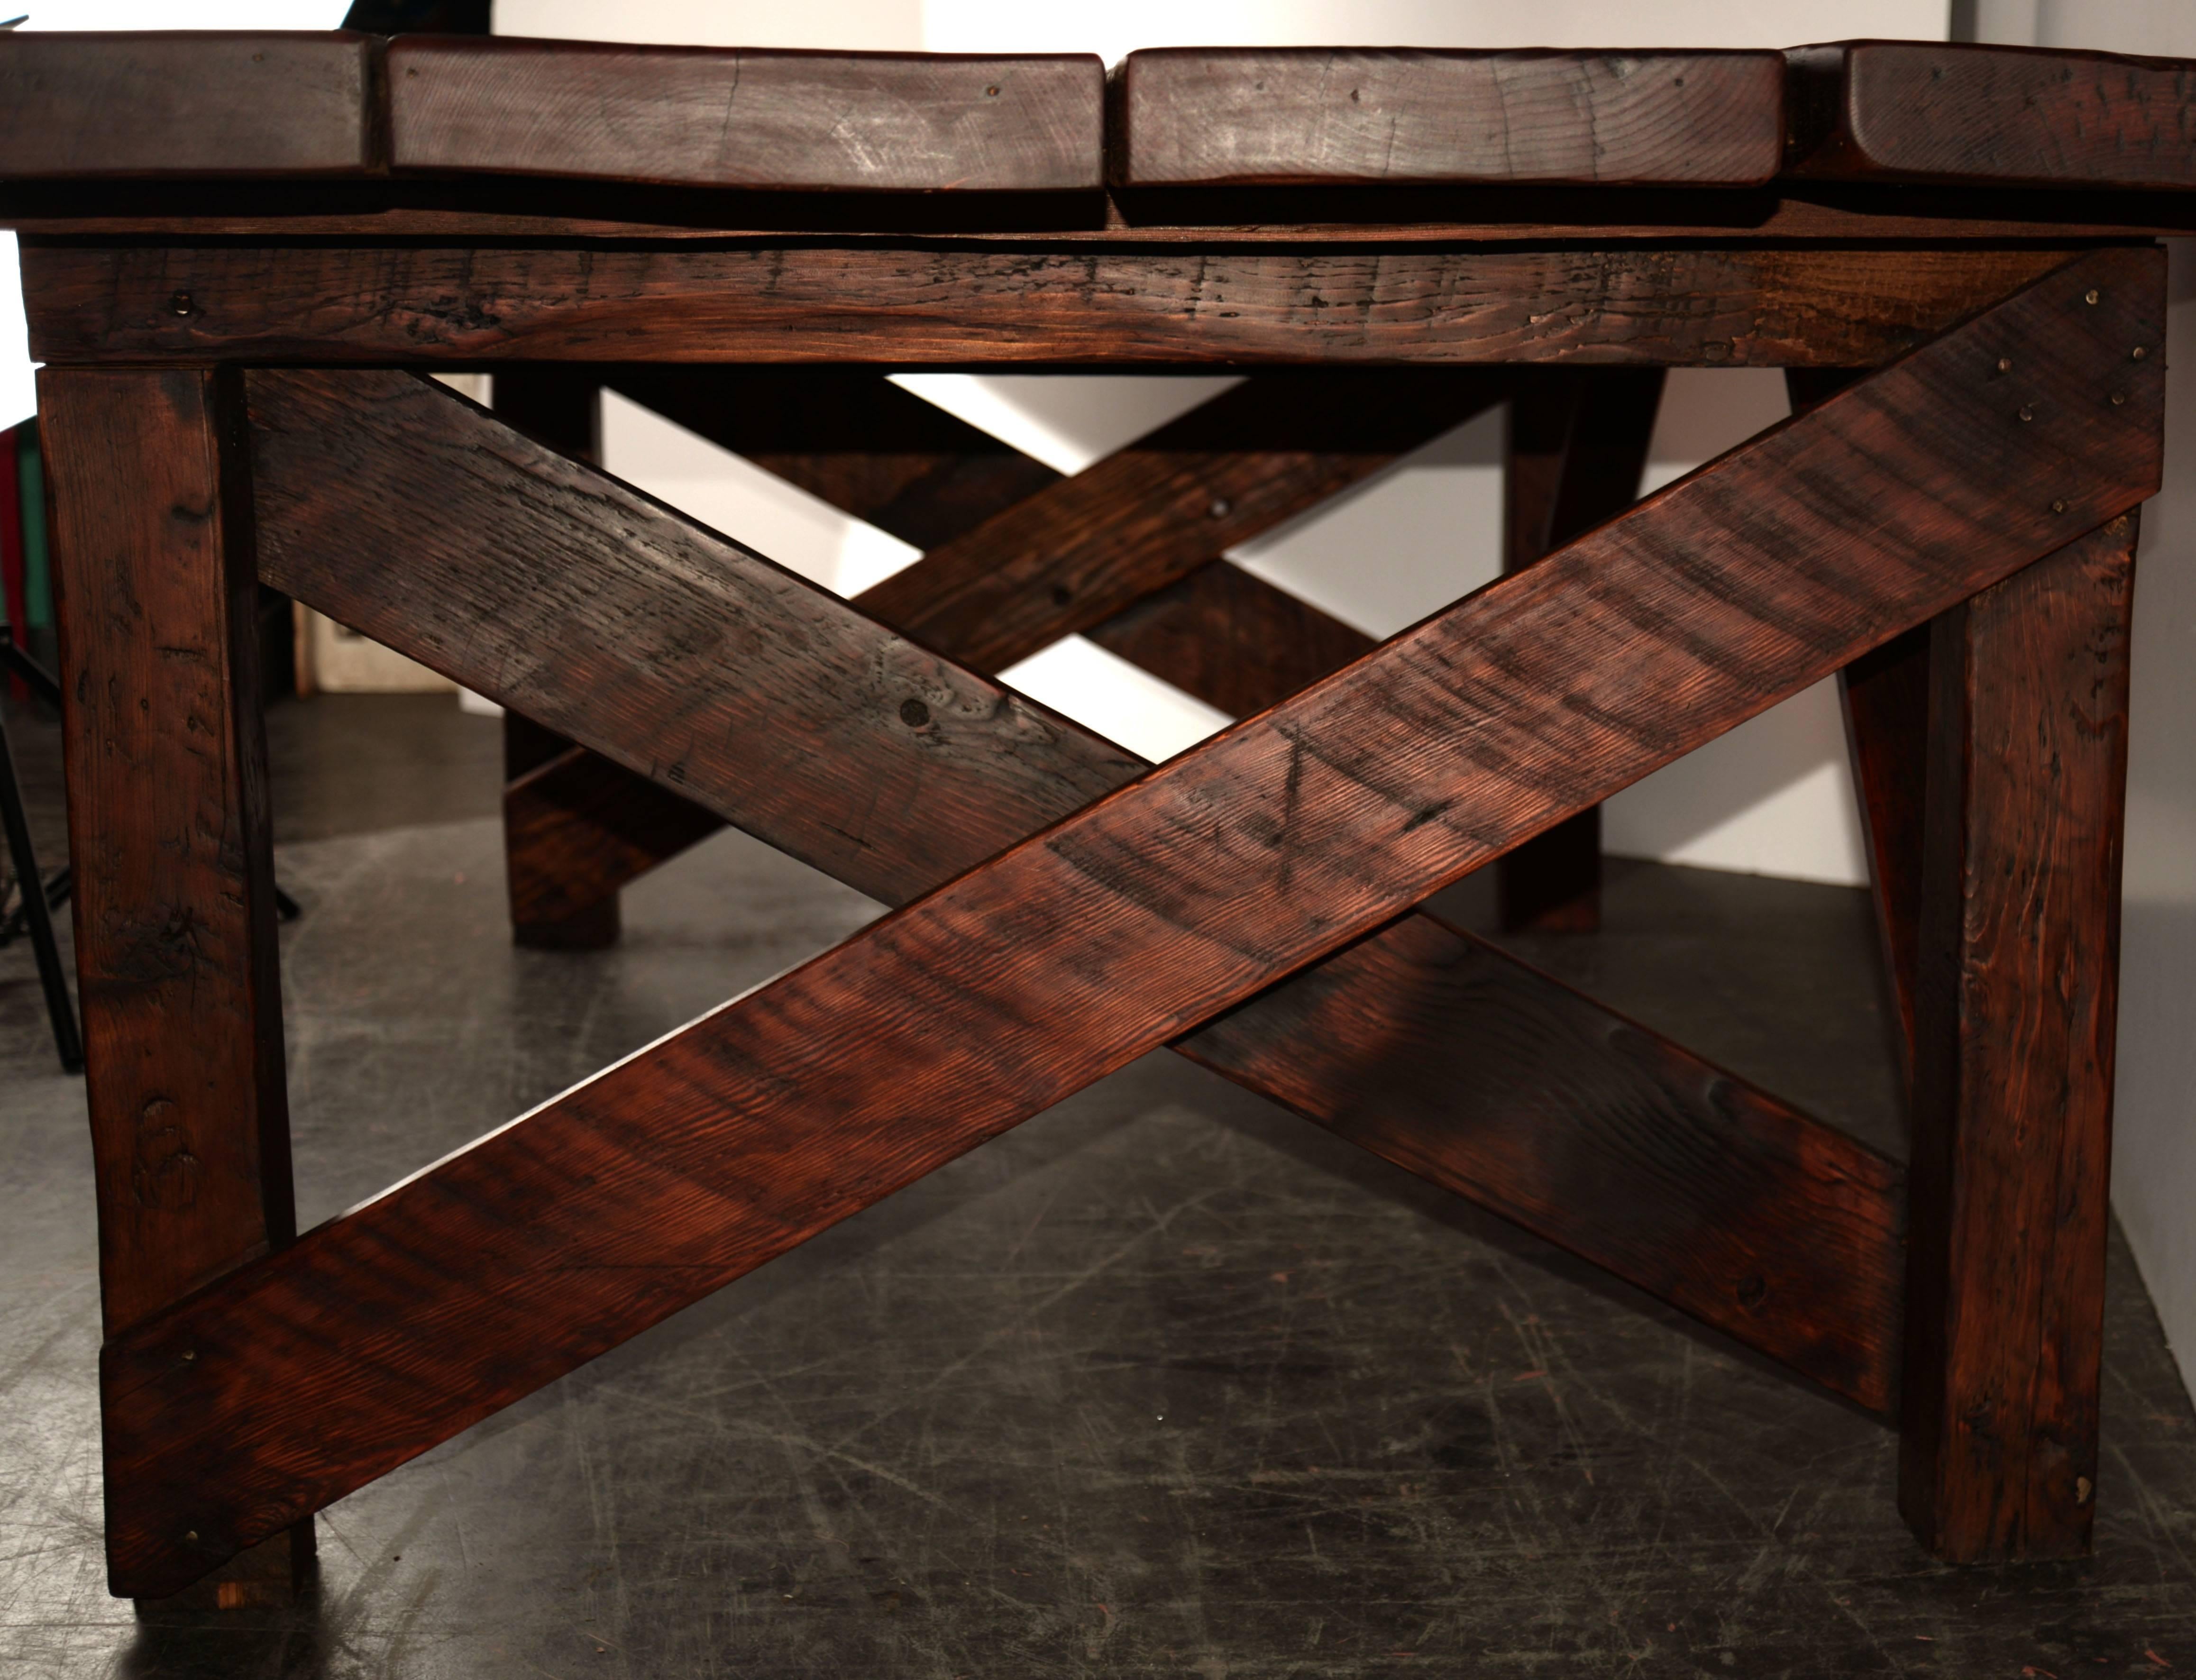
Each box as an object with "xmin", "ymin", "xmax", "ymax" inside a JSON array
[{"xmin": 5, "ymin": 34, "xmax": 2195, "ymax": 245}]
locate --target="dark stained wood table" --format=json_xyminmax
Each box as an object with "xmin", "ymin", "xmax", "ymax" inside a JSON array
[{"xmin": 3, "ymin": 29, "xmax": 2185, "ymax": 1607}]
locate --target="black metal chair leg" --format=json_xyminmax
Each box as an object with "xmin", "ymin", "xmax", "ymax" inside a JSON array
[{"xmin": 0, "ymin": 711, "xmax": 83, "ymax": 1073}]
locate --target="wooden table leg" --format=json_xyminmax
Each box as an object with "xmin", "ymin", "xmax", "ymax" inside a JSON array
[
  {"xmin": 1498, "ymin": 367, "xmax": 1665, "ymax": 933},
  {"xmin": 1900, "ymin": 513, "xmax": 2139, "ymax": 1562},
  {"xmin": 490, "ymin": 367, "xmax": 616, "ymax": 950},
  {"xmin": 41, "ymin": 367, "xmax": 312, "ymax": 1604}
]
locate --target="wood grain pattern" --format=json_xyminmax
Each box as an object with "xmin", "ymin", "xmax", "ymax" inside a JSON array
[
  {"xmin": 253, "ymin": 366, "xmax": 1908, "ymax": 1408},
  {"xmin": 855, "ymin": 370, "xmax": 1509, "ymax": 672},
  {"xmin": 388, "ymin": 38, "xmax": 1103, "ymax": 192},
  {"xmin": 1085, "ymin": 559, "xmax": 1374, "ymax": 720},
  {"xmin": 1497, "ymin": 368, "xmax": 1666, "ymax": 934},
  {"xmin": 41, "ymin": 367, "xmax": 313, "ymax": 1602},
  {"xmin": 97, "ymin": 247, "xmax": 2161, "ymax": 1597},
  {"xmin": 1113, "ymin": 48, "xmax": 1783, "ymax": 188},
  {"xmin": 0, "ymin": 33, "xmax": 376, "ymax": 179},
  {"xmin": 1900, "ymin": 515, "xmax": 2139, "ymax": 1562},
  {"xmin": 1788, "ymin": 41, "xmax": 2196, "ymax": 192},
  {"xmin": 505, "ymin": 746, "xmax": 727, "ymax": 928},
  {"xmin": 19, "ymin": 241, "xmax": 2080, "ymax": 368}
]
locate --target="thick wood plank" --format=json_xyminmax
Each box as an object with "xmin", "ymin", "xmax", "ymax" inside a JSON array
[
  {"xmin": 99, "ymin": 247, "xmax": 2161, "ymax": 1597},
  {"xmin": 389, "ymin": 38, "xmax": 1103, "ymax": 192},
  {"xmin": 1901, "ymin": 515, "xmax": 2139, "ymax": 1562},
  {"xmin": 1113, "ymin": 48, "xmax": 1782, "ymax": 188},
  {"xmin": 19, "ymin": 241, "xmax": 2079, "ymax": 367},
  {"xmin": 0, "ymin": 33, "xmax": 376, "ymax": 179},
  {"xmin": 1788, "ymin": 42, "xmax": 2196, "ymax": 192},
  {"xmin": 253, "ymin": 368, "xmax": 1905, "ymax": 1406},
  {"xmin": 1086, "ymin": 559, "xmax": 1374, "ymax": 719},
  {"xmin": 1497, "ymin": 368, "xmax": 1666, "ymax": 934},
  {"xmin": 41, "ymin": 367, "xmax": 312, "ymax": 1602},
  {"xmin": 856, "ymin": 370, "xmax": 1508, "ymax": 672}
]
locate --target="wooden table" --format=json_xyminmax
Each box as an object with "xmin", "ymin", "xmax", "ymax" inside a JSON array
[{"xmin": 4, "ymin": 30, "xmax": 2183, "ymax": 1604}]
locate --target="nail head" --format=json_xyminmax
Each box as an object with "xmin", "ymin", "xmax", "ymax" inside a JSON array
[
  {"xmin": 168, "ymin": 291, "xmax": 193, "ymax": 316},
  {"xmin": 184, "ymin": 1530, "xmax": 199, "ymax": 1544},
  {"xmin": 2085, "ymin": 289, "xmax": 2100, "ymax": 305},
  {"xmin": 2112, "ymin": 392, "xmax": 2127, "ymax": 406},
  {"xmin": 1996, "ymin": 356, "xmax": 2013, "ymax": 374},
  {"xmin": 2132, "ymin": 346, "xmax": 2149, "ymax": 360},
  {"xmin": 2052, "ymin": 499, "xmax": 2068, "ymax": 513},
  {"xmin": 180, "ymin": 1349, "xmax": 196, "ymax": 1362},
  {"xmin": 1208, "ymin": 498, "xmax": 1232, "ymax": 519},
  {"xmin": 2018, "ymin": 405, "xmax": 2034, "ymax": 422}
]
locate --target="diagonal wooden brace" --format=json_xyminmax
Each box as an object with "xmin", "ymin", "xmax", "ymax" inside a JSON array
[
  {"xmin": 255, "ymin": 365, "xmax": 1904, "ymax": 1416},
  {"xmin": 105, "ymin": 247, "xmax": 2159, "ymax": 1597}
]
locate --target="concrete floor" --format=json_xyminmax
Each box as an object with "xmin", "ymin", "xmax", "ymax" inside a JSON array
[{"xmin": 1, "ymin": 692, "xmax": 2193, "ymax": 1678}]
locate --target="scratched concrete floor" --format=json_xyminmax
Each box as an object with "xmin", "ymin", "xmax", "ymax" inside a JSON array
[{"xmin": 2, "ymin": 693, "xmax": 2194, "ymax": 1679}]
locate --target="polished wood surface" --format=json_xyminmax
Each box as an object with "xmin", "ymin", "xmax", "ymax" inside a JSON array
[
  {"xmin": 388, "ymin": 38, "xmax": 1104, "ymax": 191},
  {"xmin": 20, "ymin": 241, "xmax": 2081, "ymax": 367},
  {"xmin": 1901, "ymin": 515, "xmax": 2138, "ymax": 1561},
  {"xmin": 96, "ymin": 247, "xmax": 2159, "ymax": 1596},
  {"xmin": 1789, "ymin": 41, "xmax": 2196, "ymax": 191},
  {"xmin": 1113, "ymin": 48, "xmax": 1783, "ymax": 187}
]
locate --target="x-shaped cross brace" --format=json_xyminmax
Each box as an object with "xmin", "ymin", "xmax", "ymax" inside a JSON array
[{"xmin": 50, "ymin": 246, "xmax": 2158, "ymax": 1596}]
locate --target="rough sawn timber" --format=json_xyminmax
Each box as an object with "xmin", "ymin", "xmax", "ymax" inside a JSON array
[
  {"xmin": 252, "ymin": 365, "xmax": 1904, "ymax": 1413},
  {"xmin": 1111, "ymin": 48, "xmax": 1783, "ymax": 187},
  {"xmin": 94, "ymin": 245, "xmax": 2161, "ymax": 1597},
  {"xmin": 21, "ymin": 241, "xmax": 2080, "ymax": 367}
]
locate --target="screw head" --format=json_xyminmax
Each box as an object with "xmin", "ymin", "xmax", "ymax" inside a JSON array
[
  {"xmin": 167, "ymin": 291, "xmax": 193, "ymax": 316},
  {"xmin": 898, "ymin": 698, "xmax": 931, "ymax": 728},
  {"xmin": 180, "ymin": 1349, "xmax": 196, "ymax": 1362},
  {"xmin": 2085, "ymin": 289, "xmax": 2100, "ymax": 305},
  {"xmin": 2052, "ymin": 499, "xmax": 2068, "ymax": 513},
  {"xmin": 2018, "ymin": 405, "xmax": 2035, "ymax": 422},
  {"xmin": 985, "ymin": 84, "xmax": 1000, "ymax": 97},
  {"xmin": 1208, "ymin": 498, "xmax": 1233, "ymax": 519},
  {"xmin": 1996, "ymin": 356, "xmax": 2013, "ymax": 374},
  {"xmin": 184, "ymin": 1530, "xmax": 199, "ymax": 1544},
  {"xmin": 2112, "ymin": 392, "xmax": 2127, "ymax": 406},
  {"xmin": 2132, "ymin": 346, "xmax": 2149, "ymax": 361}
]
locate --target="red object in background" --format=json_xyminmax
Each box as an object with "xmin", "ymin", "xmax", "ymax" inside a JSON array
[{"xmin": 0, "ymin": 422, "xmax": 25, "ymax": 700}]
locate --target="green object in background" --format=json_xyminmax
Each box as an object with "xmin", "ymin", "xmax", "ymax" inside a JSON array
[
  {"xmin": 18, "ymin": 425, "xmax": 47, "ymax": 631},
  {"xmin": 18, "ymin": 428, "xmax": 47, "ymax": 632}
]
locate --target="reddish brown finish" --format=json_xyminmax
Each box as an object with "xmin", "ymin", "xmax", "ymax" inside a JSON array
[
  {"xmin": 1788, "ymin": 41, "xmax": 2196, "ymax": 192},
  {"xmin": 1176, "ymin": 911, "xmax": 1903, "ymax": 1410},
  {"xmin": 40, "ymin": 367, "xmax": 312, "ymax": 1601},
  {"xmin": 1113, "ymin": 48, "xmax": 1784, "ymax": 188},
  {"xmin": 854, "ymin": 371, "xmax": 1509, "ymax": 672},
  {"xmin": 0, "ymin": 33, "xmax": 377, "ymax": 180},
  {"xmin": 1900, "ymin": 514, "xmax": 2139, "ymax": 1562},
  {"xmin": 1086, "ymin": 560, "xmax": 1375, "ymax": 720},
  {"xmin": 260, "ymin": 371, "xmax": 1901, "ymax": 1423},
  {"xmin": 18, "ymin": 241, "xmax": 2080, "ymax": 367},
  {"xmin": 1839, "ymin": 627, "xmax": 1931, "ymax": 1072},
  {"xmin": 505, "ymin": 747, "xmax": 728, "ymax": 927},
  {"xmin": 1497, "ymin": 368, "xmax": 1666, "ymax": 934},
  {"xmin": 98, "ymin": 248, "xmax": 2161, "ymax": 1597},
  {"xmin": 388, "ymin": 38, "xmax": 1104, "ymax": 192}
]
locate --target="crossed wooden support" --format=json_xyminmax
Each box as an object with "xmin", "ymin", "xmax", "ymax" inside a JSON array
[{"xmin": 37, "ymin": 243, "xmax": 2157, "ymax": 1598}]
